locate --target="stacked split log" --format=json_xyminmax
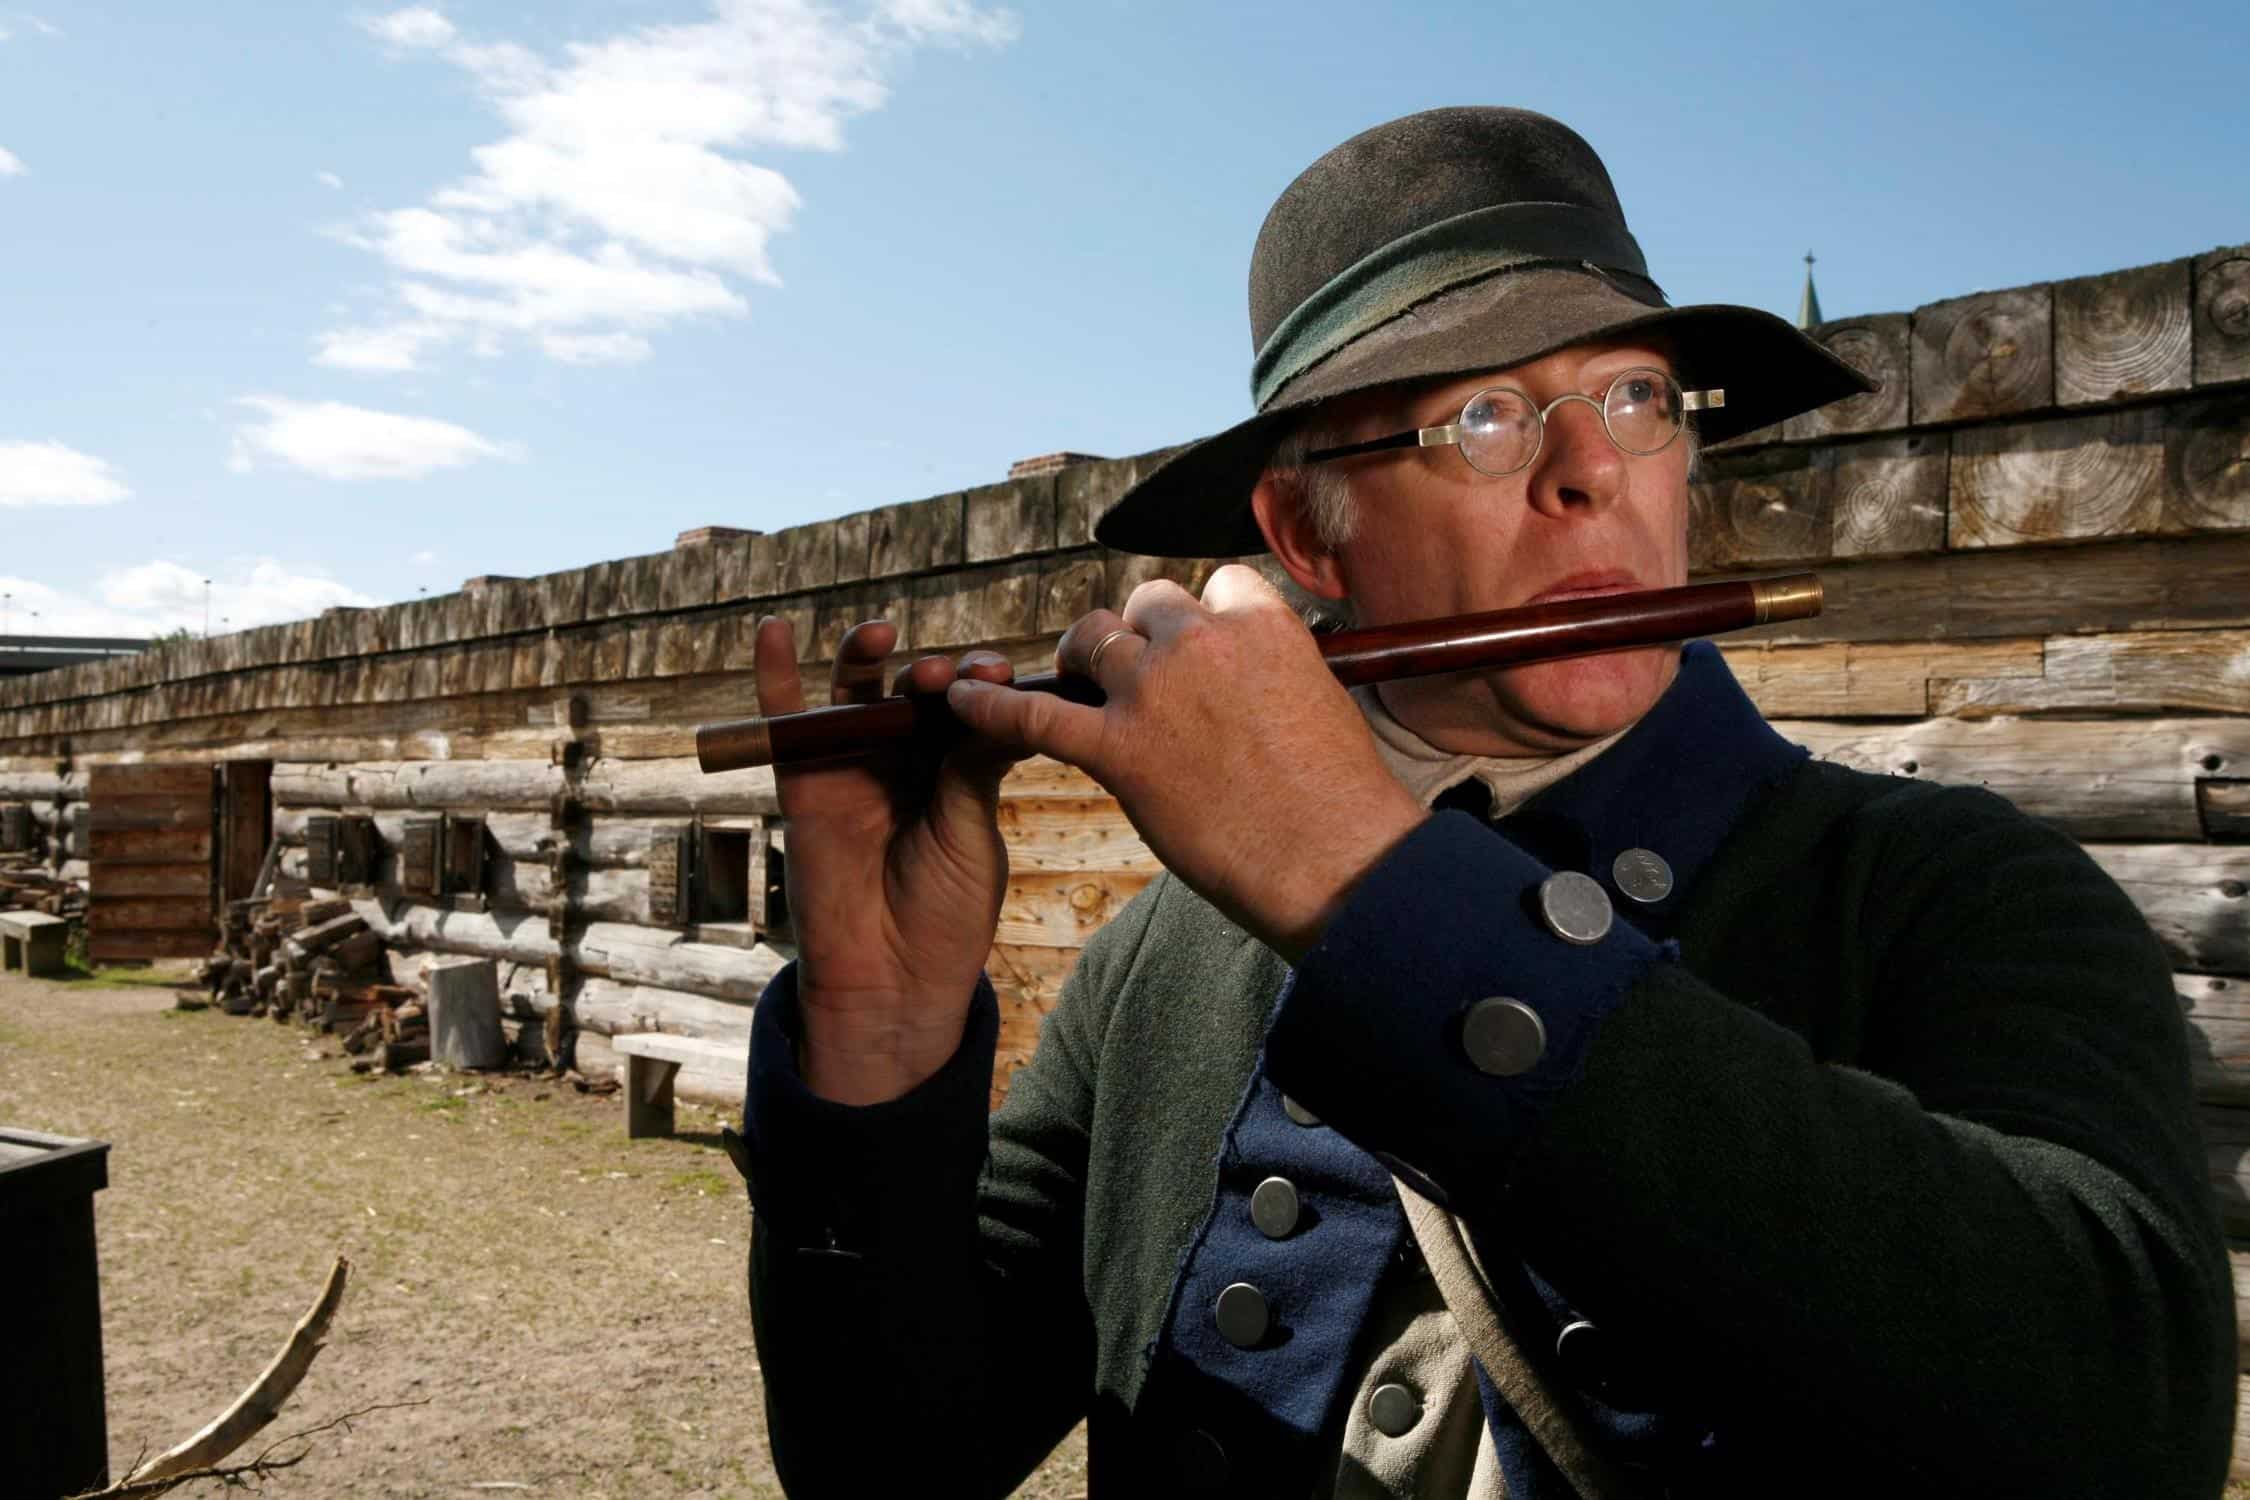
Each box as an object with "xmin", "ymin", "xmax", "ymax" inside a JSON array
[
  {"xmin": 0, "ymin": 851, "xmax": 85, "ymax": 918},
  {"xmin": 193, "ymin": 896, "xmax": 422, "ymax": 1067}
]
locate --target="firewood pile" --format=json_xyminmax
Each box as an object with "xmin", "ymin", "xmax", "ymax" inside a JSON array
[
  {"xmin": 192, "ymin": 895, "xmax": 429, "ymax": 1071},
  {"xmin": 0, "ymin": 851, "xmax": 85, "ymax": 917}
]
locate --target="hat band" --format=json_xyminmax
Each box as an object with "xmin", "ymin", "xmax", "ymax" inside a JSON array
[{"xmin": 1249, "ymin": 201, "xmax": 1663, "ymax": 410}]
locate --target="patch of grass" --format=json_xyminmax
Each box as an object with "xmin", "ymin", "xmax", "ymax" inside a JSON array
[
  {"xmin": 419, "ymin": 1094, "xmax": 467, "ymax": 1114},
  {"xmin": 664, "ymin": 1168, "xmax": 732, "ymax": 1198},
  {"xmin": 59, "ymin": 962, "xmax": 197, "ymax": 990}
]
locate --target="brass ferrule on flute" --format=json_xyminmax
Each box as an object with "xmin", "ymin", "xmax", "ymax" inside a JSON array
[{"xmin": 695, "ymin": 572, "xmax": 1824, "ymax": 774}]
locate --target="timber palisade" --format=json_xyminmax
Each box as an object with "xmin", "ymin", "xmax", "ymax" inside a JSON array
[{"xmin": 1, "ymin": 244, "xmax": 2249, "ymax": 1467}]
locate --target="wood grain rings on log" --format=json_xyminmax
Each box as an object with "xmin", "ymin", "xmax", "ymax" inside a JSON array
[
  {"xmin": 1950, "ymin": 409, "xmax": 2164, "ymax": 548},
  {"xmin": 2168, "ymin": 395, "xmax": 2250, "ymax": 533},
  {"xmin": 1829, "ymin": 434, "xmax": 1948, "ymax": 559},
  {"xmin": 2057, "ymin": 261, "xmax": 2192, "ymax": 406},
  {"xmin": 1913, "ymin": 288, "xmax": 2053, "ymax": 423},
  {"xmin": 2195, "ymin": 251, "xmax": 2250, "ymax": 385}
]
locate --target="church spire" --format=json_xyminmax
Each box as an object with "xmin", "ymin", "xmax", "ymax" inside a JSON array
[{"xmin": 1798, "ymin": 250, "xmax": 1824, "ymax": 329}]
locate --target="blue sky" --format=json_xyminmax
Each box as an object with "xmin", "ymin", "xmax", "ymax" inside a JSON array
[{"xmin": 1, "ymin": 0, "xmax": 2243, "ymax": 638}]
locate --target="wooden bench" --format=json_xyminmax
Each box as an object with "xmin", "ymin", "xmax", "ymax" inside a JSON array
[
  {"xmin": 0, "ymin": 911, "xmax": 69, "ymax": 978},
  {"xmin": 610, "ymin": 1032, "xmax": 749, "ymax": 1139}
]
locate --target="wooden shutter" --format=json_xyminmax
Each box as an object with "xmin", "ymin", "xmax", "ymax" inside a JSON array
[
  {"xmin": 648, "ymin": 828, "xmax": 687, "ymax": 927},
  {"xmin": 0, "ymin": 803, "xmax": 28, "ymax": 852},
  {"xmin": 304, "ymin": 815, "xmax": 339, "ymax": 888},
  {"xmin": 337, "ymin": 815, "xmax": 379, "ymax": 886},
  {"xmin": 400, "ymin": 816, "xmax": 443, "ymax": 896}
]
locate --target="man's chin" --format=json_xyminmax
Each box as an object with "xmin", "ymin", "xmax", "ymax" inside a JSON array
[{"xmin": 1496, "ymin": 650, "xmax": 1677, "ymax": 746}]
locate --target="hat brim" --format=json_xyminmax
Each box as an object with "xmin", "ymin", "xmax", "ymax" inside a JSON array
[{"xmin": 1094, "ymin": 267, "xmax": 1877, "ymax": 558}]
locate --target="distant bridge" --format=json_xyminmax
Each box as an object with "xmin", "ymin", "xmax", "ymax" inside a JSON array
[{"xmin": 0, "ymin": 634, "xmax": 151, "ymax": 678}]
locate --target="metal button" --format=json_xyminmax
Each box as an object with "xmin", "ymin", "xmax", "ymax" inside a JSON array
[
  {"xmin": 1250, "ymin": 1176, "xmax": 1300, "ymax": 1239},
  {"xmin": 1554, "ymin": 1318, "xmax": 1608, "ymax": 1393},
  {"xmin": 1214, "ymin": 1282, "xmax": 1270, "ymax": 1348},
  {"xmin": 1369, "ymin": 1382, "xmax": 1422, "ymax": 1437},
  {"xmin": 1281, "ymin": 1093, "xmax": 1322, "ymax": 1128},
  {"xmin": 1539, "ymin": 870, "xmax": 1613, "ymax": 944},
  {"xmin": 1176, "ymin": 1429, "xmax": 1230, "ymax": 1491},
  {"xmin": 1612, "ymin": 847, "xmax": 1674, "ymax": 904},
  {"xmin": 1462, "ymin": 996, "xmax": 1546, "ymax": 1077}
]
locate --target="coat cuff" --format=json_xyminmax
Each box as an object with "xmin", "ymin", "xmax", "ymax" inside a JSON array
[
  {"xmin": 1266, "ymin": 810, "xmax": 1667, "ymax": 1204},
  {"xmin": 739, "ymin": 961, "xmax": 998, "ymax": 1256}
]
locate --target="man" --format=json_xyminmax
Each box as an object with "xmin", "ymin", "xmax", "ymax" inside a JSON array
[{"xmin": 736, "ymin": 108, "xmax": 2233, "ymax": 1497}]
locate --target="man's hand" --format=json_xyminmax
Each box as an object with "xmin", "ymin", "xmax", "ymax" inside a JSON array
[
  {"xmin": 945, "ymin": 565, "xmax": 1427, "ymax": 961},
  {"xmin": 754, "ymin": 616, "xmax": 1030, "ymax": 1106}
]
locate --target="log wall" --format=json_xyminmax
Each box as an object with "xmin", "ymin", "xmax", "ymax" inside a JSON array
[{"xmin": 4, "ymin": 244, "xmax": 2249, "ymax": 1467}]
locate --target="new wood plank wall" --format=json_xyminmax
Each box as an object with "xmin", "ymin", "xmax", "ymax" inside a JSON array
[{"xmin": 3, "ymin": 243, "xmax": 2248, "ymax": 1463}]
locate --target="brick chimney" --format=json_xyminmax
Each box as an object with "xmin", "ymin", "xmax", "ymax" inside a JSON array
[{"xmin": 1008, "ymin": 452, "xmax": 1106, "ymax": 480}]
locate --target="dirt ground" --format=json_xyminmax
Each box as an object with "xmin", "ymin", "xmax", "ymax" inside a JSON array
[{"xmin": 0, "ymin": 967, "xmax": 1087, "ymax": 1499}]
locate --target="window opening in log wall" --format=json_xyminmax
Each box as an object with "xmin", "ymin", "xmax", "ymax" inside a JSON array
[{"xmin": 697, "ymin": 827, "xmax": 751, "ymax": 925}]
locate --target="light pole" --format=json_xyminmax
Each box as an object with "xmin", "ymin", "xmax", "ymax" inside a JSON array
[
  {"xmin": 203, "ymin": 578, "xmax": 212, "ymax": 639},
  {"xmin": 2, "ymin": 591, "xmax": 10, "ymax": 637}
]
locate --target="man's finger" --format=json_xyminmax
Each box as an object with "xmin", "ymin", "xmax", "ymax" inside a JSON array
[
  {"xmin": 945, "ymin": 678, "xmax": 1106, "ymax": 771},
  {"xmin": 753, "ymin": 616, "xmax": 805, "ymax": 718},
  {"xmin": 1201, "ymin": 562, "xmax": 1285, "ymax": 615},
  {"xmin": 1120, "ymin": 578, "xmax": 1201, "ymax": 643},
  {"xmin": 830, "ymin": 620, "xmax": 899, "ymax": 706}
]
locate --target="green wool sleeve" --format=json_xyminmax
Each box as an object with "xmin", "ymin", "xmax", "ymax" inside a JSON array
[{"xmin": 1506, "ymin": 783, "xmax": 2234, "ymax": 1498}]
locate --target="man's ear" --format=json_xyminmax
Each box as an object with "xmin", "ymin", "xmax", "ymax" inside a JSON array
[{"xmin": 1251, "ymin": 474, "xmax": 1349, "ymax": 602}]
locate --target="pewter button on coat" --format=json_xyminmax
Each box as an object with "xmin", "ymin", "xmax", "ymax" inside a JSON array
[
  {"xmin": 1369, "ymin": 1382, "xmax": 1422, "ymax": 1437},
  {"xmin": 1250, "ymin": 1176, "xmax": 1301, "ymax": 1239},
  {"xmin": 1281, "ymin": 1093, "xmax": 1321, "ymax": 1127},
  {"xmin": 1215, "ymin": 1282, "xmax": 1270, "ymax": 1348},
  {"xmin": 1612, "ymin": 847, "xmax": 1674, "ymax": 904},
  {"xmin": 1463, "ymin": 996, "xmax": 1547, "ymax": 1076},
  {"xmin": 1555, "ymin": 1318, "xmax": 1605, "ymax": 1382},
  {"xmin": 1540, "ymin": 870, "xmax": 1613, "ymax": 944},
  {"xmin": 1177, "ymin": 1429, "xmax": 1230, "ymax": 1491}
]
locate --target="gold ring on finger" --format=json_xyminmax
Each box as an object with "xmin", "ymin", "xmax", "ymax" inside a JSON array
[{"xmin": 1086, "ymin": 627, "xmax": 1138, "ymax": 678}]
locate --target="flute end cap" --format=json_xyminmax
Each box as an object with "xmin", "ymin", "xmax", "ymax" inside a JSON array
[
  {"xmin": 1751, "ymin": 574, "xmax": 1824, "ymax": 625},
  {"xmin": 696, "ymin": 717, "xmax": 774, "ymax": 773}
]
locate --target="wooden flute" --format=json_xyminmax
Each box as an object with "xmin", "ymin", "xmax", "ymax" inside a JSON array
[{"xmin": 694, "ymin": 572, "xmax": 1822, "ymax": 773}]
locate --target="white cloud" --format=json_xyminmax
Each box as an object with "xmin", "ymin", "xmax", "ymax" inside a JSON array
[
  {"xmin": 323, "ymin": 0, "xmax": 1015, "ymax": 373},
  {"xmin": 539, "ymin": 330, "xmax": 653, "ymax": 365},
  {"xmin": 1, "ymin": 559, "xmax": 384, "ymax": 637},
  {"xmin": 0, "ymin": 14, "xmax": 60, "ymax": 43},
  {"xmin": 0, "ymin": 440, "xmax": 129, "ymax": 505},
  {"xmin": 410, "ymin": 548, "xmax": 438, "ymax": 566},
  {"xmin": 314, "ymin": 321, "xmax": 443, "ymax": 372},
  {"xmin": 361, "ymin": 6, "xmax": 456, "ymax": 49},
  {"xmin": 0, "ymin": 146, "xmax": 24, "ymax": 177},
  {"xmin": 316, "ymin": 169, "xmax": 344, "ymax": 190},
  {"xmin": 229, "ymin": 396, "xmax": 521, "ymax": 480}
]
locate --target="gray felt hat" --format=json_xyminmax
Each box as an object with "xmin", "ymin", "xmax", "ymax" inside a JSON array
[{"xmin": 1094, "ymin": 106, "xmax": 1876, "ymax": 558}]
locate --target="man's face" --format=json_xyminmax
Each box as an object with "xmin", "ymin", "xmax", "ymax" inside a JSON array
[{"xmin": 1297, "ymin": 337, "xmax": 1694, "ymax": 754}]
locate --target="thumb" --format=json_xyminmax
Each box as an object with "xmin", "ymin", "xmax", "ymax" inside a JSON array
[{"xmin": 946, "ymin": 677, "xmax": 1108, "ymax": 773}]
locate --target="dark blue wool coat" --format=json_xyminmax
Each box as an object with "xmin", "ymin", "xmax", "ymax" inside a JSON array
[{"xmin": 740, "ymin": 645, "xmax": 2234, "ymax": 1498}]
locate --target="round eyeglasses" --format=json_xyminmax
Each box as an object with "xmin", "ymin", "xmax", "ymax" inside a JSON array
[{"xmin": 1304, "ymin": 368, "xmax": 1725, "ymax": 478}]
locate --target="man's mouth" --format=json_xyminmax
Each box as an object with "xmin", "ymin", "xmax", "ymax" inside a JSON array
[{"xmin": 1524, "ymin": 571, "xmax": 1645, "ymax": 606}]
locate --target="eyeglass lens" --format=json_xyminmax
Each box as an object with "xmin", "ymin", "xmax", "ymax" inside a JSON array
[{"xmin": 1457, "ymin": 368, "xmax": 1685, "ymax": 476}]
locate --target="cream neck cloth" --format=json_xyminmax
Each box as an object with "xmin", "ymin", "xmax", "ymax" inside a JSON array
[{"xmin": 1353, "ymin": 683, "xmax": 1630, "ymax": 816}]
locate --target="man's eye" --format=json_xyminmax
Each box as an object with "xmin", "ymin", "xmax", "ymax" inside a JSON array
[{"xmin": 1622, "ymin": 378, "xmax": 1655, "ymax": 404}]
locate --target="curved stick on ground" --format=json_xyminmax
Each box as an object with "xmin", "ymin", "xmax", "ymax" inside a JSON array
[{"xmin": 117, "ymin": 1253, "xmax": 352, "ymax": 1488}]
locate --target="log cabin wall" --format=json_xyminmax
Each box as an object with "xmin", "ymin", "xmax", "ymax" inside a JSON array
[{"xmin": 1, "ymin": 244, "xmax": 2248, "ymax": 1460}]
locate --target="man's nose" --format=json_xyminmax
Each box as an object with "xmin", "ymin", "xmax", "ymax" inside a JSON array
[{"xmin": 1528, "ymin": 395, "xmax": 1624, "ymax": 516}]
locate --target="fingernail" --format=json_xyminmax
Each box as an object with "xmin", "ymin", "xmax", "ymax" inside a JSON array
[{"xmin": 946, "ymin": 679, "xmax": 989, "ymax": 705}]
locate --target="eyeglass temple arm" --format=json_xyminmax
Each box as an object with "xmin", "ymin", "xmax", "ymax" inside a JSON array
[{"xmin": 1304, "ymin": 427, "xmax": 1451, "ymax": 465}]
